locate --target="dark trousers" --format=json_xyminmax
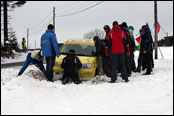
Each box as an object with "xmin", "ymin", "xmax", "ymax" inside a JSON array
[
  {"xmin": 22, "ymin": 47, "xmax": 27, "ymax": 53},
  {"xmin": 111, "ymin": 53, "xmax": 128, "ymax": 82},
  {"xmin": 130, "ymin": 48, "xmax": 136, "ymax": 71},
  {"xmin": 143, "ymin": 53, "xmax": 152, "ymax": 74},
  {"xmin": 46, "ymin": 56, "xmax": 55, "ymax": 81},
  {"xmin": 102, "ymin": 56, "xmax": 112, "ymax": 77},
  {"xmin": 125, "ymin": 54, "xmax": 131, "ymax": 75},
  {"xmin": 136, "ymin": 52, "xmax": 144, "ymax": 72},
  {"xmin": 142, "ymin": 53, "xmax": 153, "ymax": 71},
  {"xmin": 150, "ymin": 52, "xmax": 154, "ymax": 68},
  {"xmin": 62, "ymin": 73, "xmax": 80, "ymax": 84}
]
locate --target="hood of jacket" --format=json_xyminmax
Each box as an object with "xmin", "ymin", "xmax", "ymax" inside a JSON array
[{"xmin": 113, "ymin": 25, "xmax": 120, "ymax": 32}]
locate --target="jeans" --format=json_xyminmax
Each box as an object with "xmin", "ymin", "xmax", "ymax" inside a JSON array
[
  {"xmin": 46, "ymin": 56, "xmax": 55, "ymax": 81},
  {"xmin": 18, "ymin": 53, "xmax": 45, "ymax": 76}
]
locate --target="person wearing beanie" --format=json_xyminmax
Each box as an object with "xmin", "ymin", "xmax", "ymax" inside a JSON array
[
  {"xmin": 41, "ymin": 24, "xmax": 60, "ymax": 82},
  {"xmin": 140, "ymin": 24, "xmax": 153, "ymax": 75},
  {"xmin": 61, "ymin": 49, "xmax": 82, "ymax": 85},
  {"xmin": 122, "ymin": 22, "xmax": 136, "ymax": 75},
  {"xmin": 136, "ymin": 28, "xmax": 145, "ymax": 73}
]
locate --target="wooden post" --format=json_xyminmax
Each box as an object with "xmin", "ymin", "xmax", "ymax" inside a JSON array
[
  {"xmin": 3, "ymin": 1, "xmax": 8, "ymax": 48},
  {"xmin": 154, "ymin": 1, "xmax": 158, "ymax": 59}
]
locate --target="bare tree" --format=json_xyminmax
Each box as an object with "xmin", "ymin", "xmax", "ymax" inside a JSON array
[{"xmin": 84, "ymin": 28, "xmax": 105, "ymax": 39}]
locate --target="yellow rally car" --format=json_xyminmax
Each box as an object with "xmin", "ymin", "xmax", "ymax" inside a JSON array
[{"xmin": 53, "ymin": 39, "xmax": 102, "ymax": 79}]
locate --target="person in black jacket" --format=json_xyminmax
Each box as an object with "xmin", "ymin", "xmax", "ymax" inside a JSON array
[
  {"xmin": 135, "ymin": 28, "xmax": 145, "ymax": 73},
  {"xmin": 93, "ymin": 36, "xmax": 112, "ymax": 77},
  {"xmin": 121, "ymin": 23, "xmax": 132, "ymax": 77},
  {"xmin": 61, "ymin": 49, "xmax": 82, "ymax": 84}
]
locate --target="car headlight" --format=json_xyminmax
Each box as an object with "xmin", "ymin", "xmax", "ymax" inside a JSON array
[
  {"xmin": 54, "ymin": 62, "xmax": 59, "ymax": 67},
  {"xmin": 81, "ymin": 63, "xmax": 92, "ymax": 69}
]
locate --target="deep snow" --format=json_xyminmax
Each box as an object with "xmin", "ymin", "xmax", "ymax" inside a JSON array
[{"xmin": 1, "ymin": 47, "xmax": 173, "ymax": 115}]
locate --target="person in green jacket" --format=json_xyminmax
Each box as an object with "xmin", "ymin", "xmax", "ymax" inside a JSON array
[{"xmin": 122, "ymin": 22, "xmax": 136, "ymax": 72}]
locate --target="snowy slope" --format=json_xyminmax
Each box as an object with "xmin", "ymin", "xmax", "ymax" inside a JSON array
[{"xmin": 1, "ymin": 47, "xmax": 173, "ymax": 115}]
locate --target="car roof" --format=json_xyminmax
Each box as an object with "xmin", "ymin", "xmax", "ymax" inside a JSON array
[{"xmin": 65, "ymin": 38, "xmax": 94, "ymax": 46}]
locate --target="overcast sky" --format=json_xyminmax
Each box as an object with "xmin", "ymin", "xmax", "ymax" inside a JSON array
[{"xmin": 3, "ymin": 1, "xmax": 173, "ymax": 49}]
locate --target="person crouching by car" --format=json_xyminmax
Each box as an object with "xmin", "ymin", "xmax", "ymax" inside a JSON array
[
  {"xmin": 18, "ymin": 50, "xmax": 46, "ymax": 76},
  {"xmin": 61, "ymin": 49, "xmax": 82, "ymax": 85}
]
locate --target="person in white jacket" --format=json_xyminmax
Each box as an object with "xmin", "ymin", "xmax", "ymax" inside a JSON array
[{"xmin": 18, "ymin": 50, "xmax": 46, "ymax": 76}]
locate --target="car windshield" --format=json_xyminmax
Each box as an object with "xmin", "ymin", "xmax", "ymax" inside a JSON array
[{"xmin": 60, "ymin": 44, "xmax": 95, "ymax": 57}]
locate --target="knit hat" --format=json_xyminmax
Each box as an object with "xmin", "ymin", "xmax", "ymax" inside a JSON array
[{"xmin": 113, "ymin": 21, "xmax": 118, "ymax": 27}]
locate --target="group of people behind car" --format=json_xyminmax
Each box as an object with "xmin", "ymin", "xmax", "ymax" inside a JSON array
[
  {"xmin": 18, "ymin": 22, "xmax": 154, "ymax": 84},
  {"xmin": 94, "ymin": 21, "xmax": 154, "ymax": 83}
]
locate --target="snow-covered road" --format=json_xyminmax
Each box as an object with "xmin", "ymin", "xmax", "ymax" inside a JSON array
[{"xmin": 1, "ymin": 47, "xmax": 173, "ymax": 115}]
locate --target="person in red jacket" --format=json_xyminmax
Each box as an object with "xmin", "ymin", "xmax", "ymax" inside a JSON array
[{"xmin": 107, "ymin": 21, "xmax": 129, "ymax": 83}]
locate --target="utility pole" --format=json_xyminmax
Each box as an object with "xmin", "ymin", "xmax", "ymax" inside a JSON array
[
  {"xmin": 35, "ymin": 40, "xmax": 36, "ymax": 49},
  {"xmin": 53, "ymin": 6, "xmax": 56, "ymax": 32},
  {"xmin": 3, "ymin": 1, "xmax": 8, "ymax": 48},
  {"xmin": 27, "ymin": 28, "xmax": 29, "ymax": 53},
  {"xmin": 154, "ymin": 1, "xmax": 158, "ymax": 59}
]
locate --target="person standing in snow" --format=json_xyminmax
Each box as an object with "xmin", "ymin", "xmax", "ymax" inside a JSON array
[
  {"xmin": 22, "ymin": 38, "xmax": 27, "ymax": 53},
  {"xmin": 103, "ymin": 25, "xmax": 112, "ymax": 74},
  {"xmin": 107, "ymin": 21, "xmax": 129, "ymax": 83},
  {"xmin": 41, "ymin": 24, "xmax": 60, "ymax": 82},
  {"xmin": 128, "ymin": 25, "xmax": 136, "ymax": 72},
  {"xmin": 140, "ymin": 25, "xmax": 153, "ymax": 75},
  {"xmin": 121, "ymin": 22, "xmax": 132, "ymax": 77},
  {"xmin": 18, "ymin": 50, "xmax": 45, "ymax": 76},
  {"xmin": 93, "ymin": 35, "xmax": 112, "ymax": 77},
  {"xmin": 135, "ymin": 28, "xmax": 145, "ymax": 73}
]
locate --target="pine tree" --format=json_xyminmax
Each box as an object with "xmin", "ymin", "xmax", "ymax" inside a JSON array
[
  {"xmin": 1, "ymin": 1, "xmax": 26, "ymax": 58},
  {"xmin": 8, "ymin": 28, "xmax": 20, "ymax": 52}
]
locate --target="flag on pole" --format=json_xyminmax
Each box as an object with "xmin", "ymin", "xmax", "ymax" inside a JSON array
[
  {"xmin": 136, "ymin": 36, "xmax": 142, "ymax": 43},
  {"xmin": 146, "ymin": 23, "xmax": 152, "ymax": 34},
  {"xmin": 157, "ymin": 21, "xmax": 160, "ymax": 33}
]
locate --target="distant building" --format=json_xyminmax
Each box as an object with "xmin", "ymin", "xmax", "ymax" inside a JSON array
[{"xmin": 164, "ymin": 36, "xmax": 173, "ymax": 46}]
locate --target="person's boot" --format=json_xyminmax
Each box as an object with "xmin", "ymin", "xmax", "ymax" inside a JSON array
[
  {"xmin": 143, "ymin": 72, "xmax": 151, "ymax": 75},
  {"xmin": 62, "ymin": 78, "xmax": 68, "ymax": 85},
  {"xmin": 109, "ymin": 80, "xmax": 116, "ymax": 83},
  {"xmin": 135, "ymin": 69, "xmax": 141, "ymax": 73},
  {"xmin": 47, "ymin": 79, "xmax": 54, "ymax": 82}
]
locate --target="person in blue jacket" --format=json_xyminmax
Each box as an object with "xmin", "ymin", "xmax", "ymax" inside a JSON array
[
  {"xmin": 41, "ymin": 24, "xmax": 60, "ymax": 82},
  {"xmin": 18, "ymin": 50, "xmax": 45, "ymax": 76},
  {"xmin": 140, "ymin": 24, "xmax": 153, "ymax": 75}
]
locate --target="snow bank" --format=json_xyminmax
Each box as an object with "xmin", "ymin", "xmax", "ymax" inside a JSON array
[
  {"xmin": 1, "ymin": 52, "xmax": 28, "ymax": 64},
  {"xmin": 1, "ymin": 47, "xmax": 173, "ymax": 115}
]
